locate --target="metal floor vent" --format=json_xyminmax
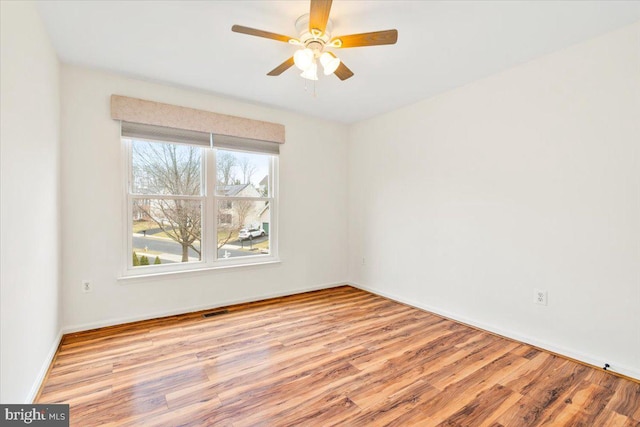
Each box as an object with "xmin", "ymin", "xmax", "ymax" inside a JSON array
[{"xmin": 202, "ymin": 309, "xmax": 229, "ymax": 318}]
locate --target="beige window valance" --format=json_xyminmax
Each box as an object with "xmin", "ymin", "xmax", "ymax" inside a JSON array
[{"xmin": 110, "ymin": 95, "xmax": 285, "ymax": 144}]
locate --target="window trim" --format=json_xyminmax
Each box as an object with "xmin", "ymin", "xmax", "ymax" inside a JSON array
[
  {"xmin": 117, "ymin": 259, "xmax": 282, "ymax": 283},
  {"xmin": 121, "ymin": 139, "xmax": 279, "ymax": 278}
]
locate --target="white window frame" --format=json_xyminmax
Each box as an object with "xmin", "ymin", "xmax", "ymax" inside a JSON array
[{"xmin": 122, "ymin": 138, "xmax": 279, "ymax": 278}]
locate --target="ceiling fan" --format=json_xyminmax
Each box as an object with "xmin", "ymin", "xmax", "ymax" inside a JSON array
[{"xmin": 232, "ymin": 0, "xmax": 398, "ymax": 81}]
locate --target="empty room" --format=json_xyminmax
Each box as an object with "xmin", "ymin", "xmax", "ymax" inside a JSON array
[{"xmin": 1, "ymin": 0, "xmax": 639, "ymax": 425}]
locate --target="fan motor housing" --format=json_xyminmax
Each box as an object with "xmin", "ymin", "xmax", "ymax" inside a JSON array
[{"xmin": 295, "ymin": 13, "xmax": 333, "ymax": 45}]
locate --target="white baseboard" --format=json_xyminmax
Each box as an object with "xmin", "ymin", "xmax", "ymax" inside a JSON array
[
  {"xmin": 27, "ymin": 329, "xmax": 63, "ymax": 403},
  {"xmin": 349, "ymin": 282, "xmax": 640, "ymax": 381},
  {"xmin": 62, "ymin": 282, "xmax": 346, "ymax": 334}
]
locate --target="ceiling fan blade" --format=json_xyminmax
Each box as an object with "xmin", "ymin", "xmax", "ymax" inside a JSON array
[
  {"xmin": 309, "ymin": 0, "xmax": 332, "ymax": 34},
  {"xmin": 267, "ymin": 57, "xmax": 295, "ymax": 76},
  {"xmin": 232, "ymin": 25, "xmax": 294, "ymax": 43},
  {"xmin": 334, "ymin": 62, "xmax": 354, "ymax": 81},
  {"xmin": 331, "ymin": 29, "xmax": 398, "ymax": 48}
]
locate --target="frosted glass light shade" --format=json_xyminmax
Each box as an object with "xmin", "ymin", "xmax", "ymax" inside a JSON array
[
  {"xmin": 294, "ymin": 48, "xmax": 314, "ymax": 71},
  {"xmin": 300, "ymin": 62, "xmax": 318, "ymax": 80},
  {"xmin": 320, "ymin": 52, "xmax": 340, "ymax": 75}
]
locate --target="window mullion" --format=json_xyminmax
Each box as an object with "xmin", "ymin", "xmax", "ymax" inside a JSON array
[
  {"xmin": 130, "ymin": 194, "xmax": 204, "ymax": 201},
  {"xmin": 215, "ymin": 196, "xmax": 271, "ymax": 203},
  {"xmin": 206, "ymin": 148, "xmax": 217, "ymax": 263}
]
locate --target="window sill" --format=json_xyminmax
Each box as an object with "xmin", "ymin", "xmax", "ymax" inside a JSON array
[{"xmin": 117, "ymin": 258, "xmax": 281, "ymax": 282}]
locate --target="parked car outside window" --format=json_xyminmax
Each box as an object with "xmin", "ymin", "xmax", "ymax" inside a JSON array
[{"xmin": 238, "ymin": 225, "xmax": 266, "ymax": 241}]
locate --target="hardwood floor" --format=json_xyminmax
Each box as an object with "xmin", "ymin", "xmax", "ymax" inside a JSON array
[{"xmin": 37, "ymin": 286, "xmax": 640, "ymax": 426}]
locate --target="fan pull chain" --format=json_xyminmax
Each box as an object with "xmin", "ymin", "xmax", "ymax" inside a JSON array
[{"xmin": 303, "ymin": 79, "xmax": 318, "ymax": 98}]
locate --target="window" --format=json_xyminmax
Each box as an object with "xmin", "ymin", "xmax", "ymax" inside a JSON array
[
  {"xmin": 123, "ymin": 125, "xmax": 278, "ymax": 275},
  {"xmin": 215, "ymin": 149, "xmax": 274, "ymax": 260}
]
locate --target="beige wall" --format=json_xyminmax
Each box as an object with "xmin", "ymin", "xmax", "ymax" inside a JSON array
[
  {"xmin": 0, "ymin": 1, "xmax": 62, "ymax": 402},
  {"xmin": 348, "ymin": 22, "xmax": 640, "ymax": 379},
  {"xmin": 60, "ymin": 65, "xmax": 349, "ymax": 331}
]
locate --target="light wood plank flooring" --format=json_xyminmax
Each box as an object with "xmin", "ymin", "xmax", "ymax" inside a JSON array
[{"xmin": 37, "ymin": 286, "xmax": 640, "ymax": 426}]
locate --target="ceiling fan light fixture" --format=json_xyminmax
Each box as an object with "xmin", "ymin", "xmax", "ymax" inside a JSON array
[
  {"xmin": 300, "ymin": 61, "xmax": 318, "ymax": 80},
  {"xmin": 320, "ymin": 51, "xmax": 340, "ymax": 75},
  {"xmin": 232, "ymin": 0, "xmax": 399, "ymax": 83},
  {"xmin": 294, "ymin": 48, "xmax": 314, "ymax": 70}
]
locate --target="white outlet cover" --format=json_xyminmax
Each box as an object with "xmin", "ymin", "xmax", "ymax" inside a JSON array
[{"xmin": 534, "ymin": 289, "xmax": 547, "ymax": 305}]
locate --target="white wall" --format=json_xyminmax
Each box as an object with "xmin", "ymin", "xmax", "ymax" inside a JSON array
[
  {"xmin": 0, "ymin": 2, "xmax": 62, "ymax": 402},
  {"xmin": 60, "ymin": 65, "xmax": 349, "ymax": 331},
  {"xmin": 348, "ymin": 23, "xmax": 640, "ymax": 379}
]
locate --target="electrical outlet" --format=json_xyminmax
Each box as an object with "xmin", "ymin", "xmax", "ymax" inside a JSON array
[
  {"xmin": 534, "ymin": 289, "xmax": 547, "ymax": 305},
  {"xmin": 82, "ymin": 280, "xmax": 92, "ymax": 293},
  {"xmin": 362, "ymin": 257, "xmax": 366, "ymax": 266}
]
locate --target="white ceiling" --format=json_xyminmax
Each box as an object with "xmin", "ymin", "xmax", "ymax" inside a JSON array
[{"xmin": 36, "ymin": 1, "xmax": 640, "ymax": 124}]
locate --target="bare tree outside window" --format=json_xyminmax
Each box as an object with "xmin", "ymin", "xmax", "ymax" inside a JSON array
[
  {"xmin": 216, "ymin": 151, "xmax": 237, "ymax": 186},
  {"xmin": 132, "ymin": 142, "xmax": 202, "ymax": 262},
  {"xmin": 239, "ymin": 156, "xmax": 257, "ymax": 184},
  {"xmin": 217, "ymin": 215, "xmax": 234, "ymax": 250},
  {"xmin": 234, "ymin": 200, "xmax": 254, "ymax": 231}
]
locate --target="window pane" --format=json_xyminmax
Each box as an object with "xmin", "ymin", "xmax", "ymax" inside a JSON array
[
  {"xmin": 215, "ymin": 149, "xmax": 271, "ymax": 197},
  {"xmin": 132, "ymin": 199, "xmax": 202, "ymax": 266},
  {"xmin": 132, "ymin": 140, "xmax": 202, "ymax": 195},
  {"xmin": 217, "ymin": 200, "xmax": 270, "ymax": 259}
]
